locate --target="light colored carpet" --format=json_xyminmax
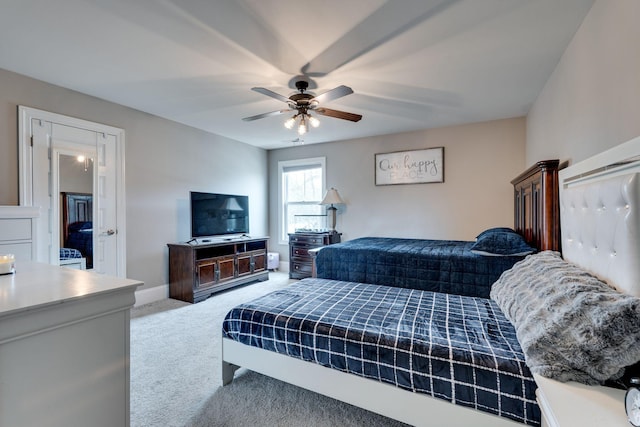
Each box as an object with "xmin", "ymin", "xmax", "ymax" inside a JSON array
[
  {"xmin": 130, "ymin": 272, "xmax": 407, "ymax": 427},
  {"xmin": 187, "ymin": 370, "xmax": 406, "ymax": 427}
]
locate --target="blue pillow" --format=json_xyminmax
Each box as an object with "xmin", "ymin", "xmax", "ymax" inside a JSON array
[
  {"xmin": 470, "ymin": 230, "xmax": 535, "ymax": 256},
  {"xmin": 476, "ymin": 227, "xmax": 517, "ymax": 240}
]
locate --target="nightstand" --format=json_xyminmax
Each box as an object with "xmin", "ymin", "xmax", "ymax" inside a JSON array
[
  {"xmin": 288, "ymin": 231, "xmax": 341, "ymax": 279},
  {"xmin": 534, "ymin": 374, "xmax": 628, "ymax": 426}
]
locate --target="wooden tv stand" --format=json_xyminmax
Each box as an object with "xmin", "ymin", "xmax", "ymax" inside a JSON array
[{"xmin": 168, "ymin": 237, "xmax": 269, "ymax": 303}]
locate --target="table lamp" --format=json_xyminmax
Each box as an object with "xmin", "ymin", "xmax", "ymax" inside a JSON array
[{"xmin": 320, "ymin": 188, "xmax": 344, "ymax": 232}]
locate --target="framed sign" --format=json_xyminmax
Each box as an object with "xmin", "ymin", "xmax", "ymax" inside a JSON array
[{"xmin": 375, "ymin": 147, "xmax": 444, "ymax": 185}]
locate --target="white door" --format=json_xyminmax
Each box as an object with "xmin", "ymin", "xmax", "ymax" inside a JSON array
[
  {"xmin": 19, "ymin": 107, "xmax": 126, "ymax": 277},
  {"xmin": 95, "ymin": 132, "xmax": 119, "ymax": 275}
]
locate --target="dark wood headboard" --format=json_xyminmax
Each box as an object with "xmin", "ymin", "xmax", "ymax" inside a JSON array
[{"xmin": 511, "ymin": 160, "xmax": 562, "ymax": 252}]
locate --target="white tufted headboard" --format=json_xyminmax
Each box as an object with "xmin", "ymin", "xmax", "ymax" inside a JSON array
[{"xmin": 559, "ymin": 135, "xmax": 640, "ymax": 297}]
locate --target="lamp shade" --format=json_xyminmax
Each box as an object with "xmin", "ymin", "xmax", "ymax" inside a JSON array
[
  {"xmin": 320, "ymin": 188, "xmax": 344, "ymax": 205},
  {"xmin": 222, "ymin": 197, "xmax": 243, "ymax": 211}
]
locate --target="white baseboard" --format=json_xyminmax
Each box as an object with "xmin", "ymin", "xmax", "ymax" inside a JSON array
[
  {"xmin": 134, "ymin": 284, "xmax": 169, "ymax": 307},
  {"xmin": 269, "ymin": 261, "xmax": 289, "ymax": 272},
  {"xmin": 133, "ymin": 264, "xmax": 291, "ymax": 307}
]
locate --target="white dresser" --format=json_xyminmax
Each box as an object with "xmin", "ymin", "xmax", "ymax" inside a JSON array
[
  {"xmin": 0, "ymin": 206, "xmax": 39, "ymax": 261},
  {"xmin": 0, "ymin": 261, "xmax": 141, "ymax": 427}
]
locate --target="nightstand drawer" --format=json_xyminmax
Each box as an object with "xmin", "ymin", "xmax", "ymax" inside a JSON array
[
  {"xmin": 290, "ymin": 261, "xmax": 312, "ymax": 278},
  {"xmin": 289, "ymin": 234, "xmax": 326, "ymax": 245},
  {"xmin": 290, "ymin": 244, "xmax": 313, "ymax": 259}
]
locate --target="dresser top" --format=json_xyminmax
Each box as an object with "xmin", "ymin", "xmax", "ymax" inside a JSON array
[{"xmin": 0, "ymin": 261, "xmax": 142, "ymax": 317}]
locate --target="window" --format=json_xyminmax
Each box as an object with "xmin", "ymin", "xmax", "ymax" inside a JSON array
[{"xmin": 278, "ymin": 157, "xmax": 326, "ymax": 243}]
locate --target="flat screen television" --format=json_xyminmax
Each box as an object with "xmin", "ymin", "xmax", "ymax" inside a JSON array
[{"xmin": 190, "ymin": 192, "xmax": 249, "ymax": 238}]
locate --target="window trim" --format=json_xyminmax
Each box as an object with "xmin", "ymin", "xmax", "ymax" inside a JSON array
[{"xmin": 277, "ymin": 157, "xmax": 326, "ymax": 245}]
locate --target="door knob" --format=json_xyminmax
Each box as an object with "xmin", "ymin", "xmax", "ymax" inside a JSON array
[{"xmin": 101, "ymin": 229, "xmax": 116, "ymax": 236}]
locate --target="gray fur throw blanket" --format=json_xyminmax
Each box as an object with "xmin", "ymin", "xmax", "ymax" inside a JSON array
[{"xmin": 490, "ymin": 251, "xmax": 640, "ymax": 385}]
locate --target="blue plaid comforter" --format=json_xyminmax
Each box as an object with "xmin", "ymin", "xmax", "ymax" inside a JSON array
[
  {"xmin": 223, "ymin": 278, "xmax": 540, "ymax": 425},
  {"xmin": 315, "ymin": 237, "xmax": 524, "ymax": 298}
]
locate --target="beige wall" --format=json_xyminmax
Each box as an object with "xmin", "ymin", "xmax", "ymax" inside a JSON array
[
  {"xmin": 268, "ymin": 117, "xmax": 526, "ymax": 260},
  {"xmin": 527, "ymin": 0, "xmax": 640, "ymax": 165},
  {"xmin": 0, "ymin": 69, "xmax": 268, "ymax": 290}
]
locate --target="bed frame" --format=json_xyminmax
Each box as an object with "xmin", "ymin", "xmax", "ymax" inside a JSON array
[
  {"xmin": 533, "ymin": 136, "xmax": 640, "ymax": 426},
  {"xmin": 558, "ymin": 137, "xmax": 640, "ymax": 296},
  {"xmin": 221, "ymin": 138, "xmax": 640, "ymax": 427},
  {"xmin": 511, "ymin": 159, "xmax": 562, "ymax": 252}
]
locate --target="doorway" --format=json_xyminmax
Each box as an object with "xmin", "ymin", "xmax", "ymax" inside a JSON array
[{"xmin": 18, "ymin": 106, "xmax": 126, "ymax": 277}]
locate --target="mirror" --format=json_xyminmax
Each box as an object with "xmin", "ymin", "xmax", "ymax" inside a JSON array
[{"xmin": 58, "ymin": 154, "xmax": 94, "ymax": 269}]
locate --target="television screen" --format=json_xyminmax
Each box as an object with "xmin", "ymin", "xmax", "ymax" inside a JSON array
[{"xmin": 190, "ymin": 192, "xmax": 249, "ymax": 237}]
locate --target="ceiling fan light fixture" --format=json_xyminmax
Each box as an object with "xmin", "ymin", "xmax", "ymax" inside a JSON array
[
  {"xmin": 245, "ymin": 81, "xmax": 361, "ymax": 134},
  {"xmin": 308, "ymin": 115, "xmax": 320, "ymax": 128},
  {"xmin": 284, "ymin": 115, "xmax": 296, "ymax": 129},
  {"xmin": 298, "ymin": 115, "xmax": 307, "ymax": 135}
]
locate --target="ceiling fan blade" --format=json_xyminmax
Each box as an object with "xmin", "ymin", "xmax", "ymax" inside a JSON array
[
  {"xmin": 315, "ymin": 108, "xmax": 362, "ymax": 122},
  {"xmin": 311, "ymin": 85, "xmax": 354, "ymax": 104},
  {"xmin": 301, "ymin": 2, "xmax": 456, "ymax": 76},
  {"xmin": 242, "ymin": 109, "xmax": 291, "ymax": 121},
  {"xmin": 251, "ymin": 87, "xmax": 292, "ymax": 104}
]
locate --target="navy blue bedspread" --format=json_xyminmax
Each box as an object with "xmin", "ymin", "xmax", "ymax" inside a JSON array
[
  {"xmin": 315, "ymin": 237, "xmax": 523, "ymax": 298},
  {"xmin": 223, "ymin": 278, "xmax": 540, "ymax": 426},
  {"xmin": 65, "ymin": 221, "xmax": 93, "ymax": 259}
]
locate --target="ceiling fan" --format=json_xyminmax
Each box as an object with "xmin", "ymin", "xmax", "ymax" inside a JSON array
[{"xmin": 242, "ymin": 81, "xmax": 362, "ymax": 135}]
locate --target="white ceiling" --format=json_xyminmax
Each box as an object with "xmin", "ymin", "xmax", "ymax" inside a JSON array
[{"xmin": 0, "ymin": 0, "xmax": 594, "ymax": 149}]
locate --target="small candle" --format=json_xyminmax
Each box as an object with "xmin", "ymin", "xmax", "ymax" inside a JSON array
[{"xmin": 0, "ymin": 254, "xmax": 15, "ymax": 274}]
